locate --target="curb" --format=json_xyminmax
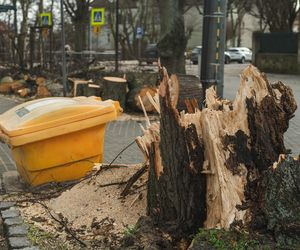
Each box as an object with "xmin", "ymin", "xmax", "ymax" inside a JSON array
[{"xmin": 0, "ymin": 201, "xmax": 39, "ymax": 250}]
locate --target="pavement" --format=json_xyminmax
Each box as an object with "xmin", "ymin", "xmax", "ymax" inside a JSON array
[{"xmin": 0, "ymin": 63, "xmax": 299, "ymax": 184}]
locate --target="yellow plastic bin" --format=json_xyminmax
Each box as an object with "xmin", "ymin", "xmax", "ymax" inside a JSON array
[{"xmin": 0, "ymin": 96, "xmax": 121, "ymax": 186}]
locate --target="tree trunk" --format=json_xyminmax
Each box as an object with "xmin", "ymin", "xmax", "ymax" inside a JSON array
[
  {"xmin": 136, "ymin": 65, "xmax": 298, "ymax": 237},
  {"xmin": 262, "ymin": 155, "xmax": 300, "ymax": 245},
  {"xmin": 157, "ymin": 0, "xmax": 187, "ymax": 74},
  {"xmin": 74, "ymin": 20, "xmax": 87, "ymax": 52}
]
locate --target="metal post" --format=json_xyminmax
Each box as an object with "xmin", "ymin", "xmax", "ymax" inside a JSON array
[
  {"xmin": 200, "ymin": 0, "xmax": 227, "ymax": 100},
  {"xmin": 49, "ymin": 27, "xmax": 53, "ymax": 71},
  {"xmin": 29, "ymin": 27, "xmax": 34, "ymax": 70},
  {"xmin": 115, "ymin": 0, "xmax": 119, "ymax": 72},
  {"xmin": 60, "ymin": 0, "xmax": 67, "ymax": 96}
]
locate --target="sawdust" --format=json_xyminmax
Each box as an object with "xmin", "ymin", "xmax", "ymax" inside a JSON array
[{"xmin": 19, "ymin": 164, "xmax": 147, "ymax": 248}]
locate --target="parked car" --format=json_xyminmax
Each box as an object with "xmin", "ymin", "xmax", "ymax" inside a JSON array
[
  {"xmin": 191, "ymin": 46, "xmax": 202, "ymax": 64},
  {"xmin": 143, "ymin": 43, "xmax": 158, "ymax": 64},
  {"xmin": 224, "ymin": 51, "xmax": 231, "ymax": 64},
  {"xmin": 191, "ymin": 46, "xmax": 232, "ymax": 64},
  {"xmin": 225, "ymin": 47, "xmax": 252, "ymax": 64}
]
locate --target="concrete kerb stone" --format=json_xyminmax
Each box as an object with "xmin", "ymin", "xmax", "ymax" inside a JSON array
[
  {"xmin": 0, "ymin": 201, "xmax": 16, "ymax": 210},
  {"xmin": 0, "ymin": 202, "xmax": 38, "ymax": 249},
  {"xmin": 1, "ymin": 208, "xmax": 20, "ymax": 219},
  {"xmin": 8, "ymin": 236, "xmax": 31, "ymax": 248},
  {"xmin": 2, "ymin": 171, "xmax": 26, "ymax": 193},
  {"xmin": 19, "ymin": 247, "xmax": 40, "ymax": 250},
  {"xmin": 8, "ymin": 224, "xmax": 28, "ymax": 237},
  {"xmin": 4, "ymin": 217, "xmax": 23, "ymax": 226}
]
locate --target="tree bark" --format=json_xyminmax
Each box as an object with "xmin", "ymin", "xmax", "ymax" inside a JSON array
[
  {"xmin": 262, "ymin": 155, "xmax": 300, "ymax": 245},
  {"xmin": 74, "ymin": 20, "xmax": 87, "ymax": 52}
]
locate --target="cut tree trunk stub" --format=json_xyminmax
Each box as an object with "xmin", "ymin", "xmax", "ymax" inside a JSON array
[
  {"xmin": 102, "ymin": 76, "xmax": 127, "ymax": 109},
  {"xmin": 137, "ymin": 65, "xmax": 298, "ymax": 239}
]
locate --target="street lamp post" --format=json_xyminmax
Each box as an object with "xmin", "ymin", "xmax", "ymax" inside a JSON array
[{"xmin": 60, "ymin": 0, "xmax": 67, "ymax": 96}]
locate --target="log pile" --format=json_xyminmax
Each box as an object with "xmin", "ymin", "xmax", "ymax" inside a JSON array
[
  {"xmin": 0, "ymin": 76, "xmax": 52, "ymax": 98},
  {"xmin": 136, "ymin": 64, "xmax": 299, "ymax": 243}
]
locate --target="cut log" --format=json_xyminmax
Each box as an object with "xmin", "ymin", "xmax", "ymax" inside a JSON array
[
  {"xmin": 35, "ymin": 77, "xmax": 46, "ymax": 86},
  {"xmin": 127, "ymin": 86, "xmax": 158, "ymax": 112},
  {"xmin": 18, "ymin": 88, "xmax": 31, "ymax": 97},
  {"xmin": 136, "ymin": 65, "xmax": 297, "ymax": 236},
  {"xmin": 0, "ymin": 82, "xmax": 13, "ymax": 94},
  {"xmin": 36, "ymin": 85, "xmax": 51, "ymax": 98},
  {"xmin": 11, "ymin": 81, "xmax": 26, "ymax": 94},
  {"xmin": 102, "ymin": 76, "xmax": 127, "ymax": 109}
]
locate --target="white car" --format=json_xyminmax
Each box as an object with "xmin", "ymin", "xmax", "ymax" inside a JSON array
[{"xmin": 226, "ymin": 47, "xmax": 252, "ymax": 64}]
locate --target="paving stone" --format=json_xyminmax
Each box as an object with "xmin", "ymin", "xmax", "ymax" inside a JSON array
[
  {"xmin": 1, "ymin": 208, "xmax": 20, "ymax": 219},
  {"xmin": 19, "ymin": 247, "xmax": 39, "ymax": 250},
  {"xmin": 8, "ymin": 225, "xmax": 28, "ymax": 236},
  {"xmin": 0, "ymin": 201, "xmax": 15, "ymax": 210},
  {"xmin": 8, "ymin": 236, "xmax": 31, "ymax": 248},
  {"xmin": 2, "ymin": 171, "xmax": 25, "ymax": 193},
  {"xmin": 4, "ymin": 217, "xmax": 23, "ymax": 226}
]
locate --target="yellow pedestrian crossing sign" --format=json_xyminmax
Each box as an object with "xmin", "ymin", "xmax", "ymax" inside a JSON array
[
  {"xmin": 91, "ymin": 8, "xmax": 105, "ymax": 26},
  {"xmin": 93, "ymin": 26, "xmax": 101, "ymax": 34},
  {"xmin": 40, "ymin": 12, "xmax": 52, "ymax": 27}
]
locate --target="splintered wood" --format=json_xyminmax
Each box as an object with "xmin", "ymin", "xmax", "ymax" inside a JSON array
[{"xmin": 136, "ymin": 65, "xmax": 297, "ymax": 232}]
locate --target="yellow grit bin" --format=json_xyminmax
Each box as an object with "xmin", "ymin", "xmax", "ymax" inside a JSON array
[{"xmin": 0, "ymin": 96, "xmax": 121, "ymax": 186}]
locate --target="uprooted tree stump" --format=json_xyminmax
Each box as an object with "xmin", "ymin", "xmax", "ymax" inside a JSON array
[{"xmin": 136, "ymin": 65, "xmax": 299, "ymax": 244}]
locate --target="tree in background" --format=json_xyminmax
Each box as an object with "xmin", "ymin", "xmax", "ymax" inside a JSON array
[
  {"xmin": 157, "ymin": 0, "xmax": 203, "ymax": 74},
  {"xmin": 64, "ymin": 0, "xmax": 90, "ymax": 52},
  {"xmin": 157, "ymin": 0, "xmax": 187, "ymax": 74},
  {"xmin": 107, "ymin": 0, "xmax": 160, "ymax": 60},
  {"xmin": 226, "ymin": 0, "xmax": 251, "ymax": 47},
  {"xmin": 247, "ymin": 0, "xmax": 300, "ymax": 32}
]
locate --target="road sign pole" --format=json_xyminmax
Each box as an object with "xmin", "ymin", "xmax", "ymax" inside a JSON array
[
  {"xmin": 60, "ymin": 0, "xmax": 67, "ymax": 96},
  {"xmin": 201, "ymin": 0, "xmax": 227, "ymax": 100},
  {"xmin": 115, "ymin": 0, "xmax": 119, "ymax": 72}
]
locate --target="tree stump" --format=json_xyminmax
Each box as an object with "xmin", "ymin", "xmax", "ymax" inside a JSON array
[
  {"xmin": 136, "ymin": 64, "xmax": 298, "ymax": 239},
  {"xmin": 102, "ymin": 76, "xmax": 127, "ymax": 109},
  {"xmin": 262, "ymin": 155, "xmax": 300, "ymax": 245}
]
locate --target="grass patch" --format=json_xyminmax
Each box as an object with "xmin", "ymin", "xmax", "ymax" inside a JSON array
[
  {"xmin": 123, "ymin": 224, "xmax": 138, "ymax": 237},
  {"xmin": 192, "ymin": 229, "xmax": 261, "ymax": 250},
  {"xmin": 27, "ymin": 224, "xmax": 69, "ymax": 250}
]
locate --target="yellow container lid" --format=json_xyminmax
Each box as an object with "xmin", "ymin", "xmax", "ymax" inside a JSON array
[{"xmin": 0, "ymin": 96, "xmax": 121, "ymax": 146}]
